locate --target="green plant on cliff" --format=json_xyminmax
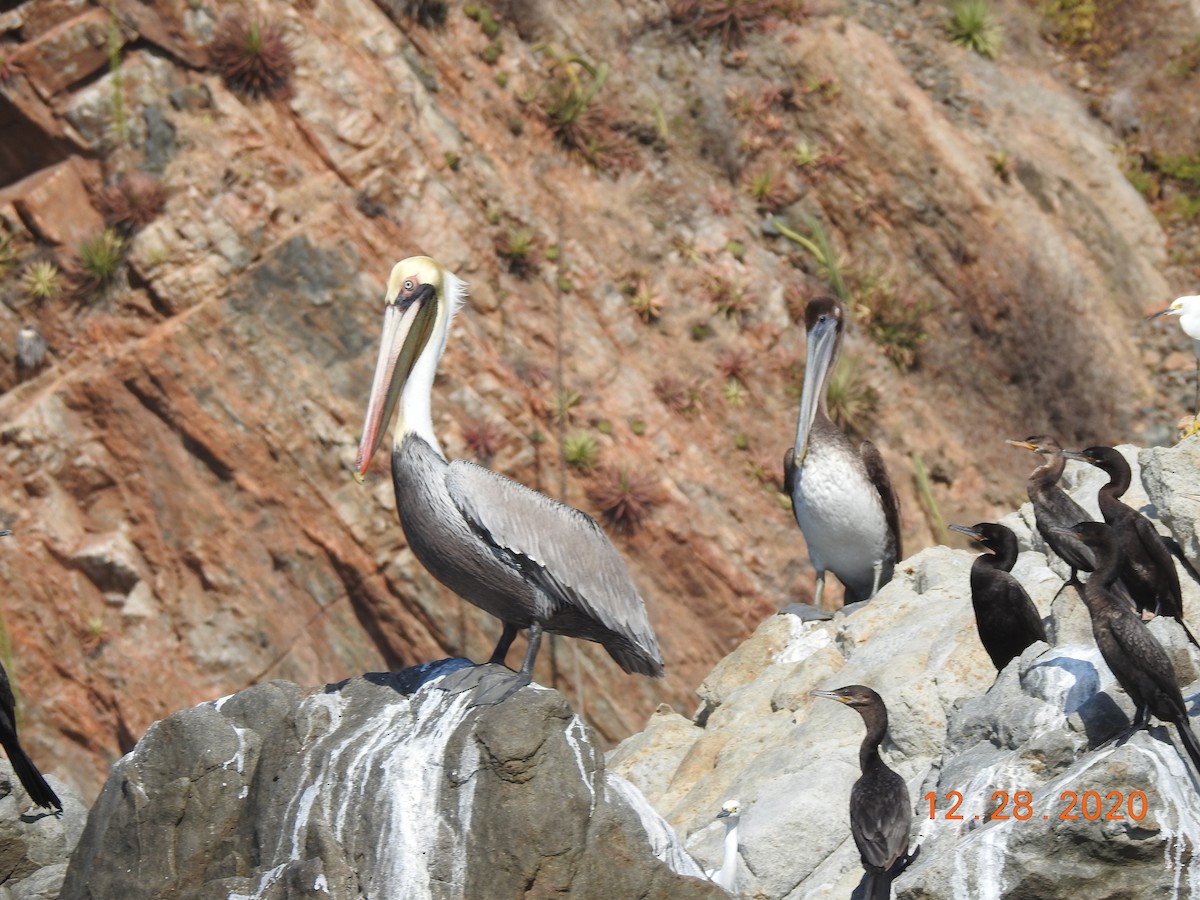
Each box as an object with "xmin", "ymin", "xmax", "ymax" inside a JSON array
[
  {"xmin": 78, "ymin": 229, "xmax": 125, "ymax": 289},
  {"xmin": 946, "ymin": 0, "xmax": 1004, "ymax": 59},
  {"xmin": 209, "ymin": 12, "xmax": 296, "ymax": 101},
  {"xmin": 770, "ymin": 216, "xmax": 849, "ymax": 303},
  {"xmin": 1039, "ymin": 0, "xmax": 1097, "ymax": 47},
  {"xmin": 563, "ymin": 431, "xmax": 600, "ymax": 473},
  {"xmin": 0, "ymin": 230, "xmax": 16, "ymax": 276},
  {"xmin": 22, "ymin": 261, "xmax": 62, "ymax": 301},
  {"xmin": 853, "ymin": 274, "xmax": 930, "ymax": 370},
  {"xmin": 823, "ymin": 354, "xmax": 877, "ymax": 442}
]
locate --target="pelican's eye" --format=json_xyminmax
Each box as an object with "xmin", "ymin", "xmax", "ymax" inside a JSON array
[{"xmin": 403, "ymin": 279, "xmax": 415, "ymax": 292}]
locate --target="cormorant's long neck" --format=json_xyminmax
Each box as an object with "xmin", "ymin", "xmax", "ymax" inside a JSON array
[
  {"xmin": 986, "ymin": 534, "xmax": 1018, "ymax": 572},
  {"xmin": 857, "ymin": 704, "xmax": 889, "ymax": 773},
  {"xmin": 1098, "ymin": 459, "xmax": 1131, "ymax": 503},
  {"xmin": 1087, "ymin": 535, "xmax": 1123, "ymax": 589},
  {"xmin": 1029, "ymin": 452, "xmax": 1064, "ymax": 499}
]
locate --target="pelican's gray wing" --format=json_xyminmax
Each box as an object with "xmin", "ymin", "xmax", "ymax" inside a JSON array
[
  {"xmin": 860, "ymin": 440, "xmax": 902, "ymax": 561},
  {"xmin": 445, "ymin": 460, "xmax": 663, "ymax": 669}
]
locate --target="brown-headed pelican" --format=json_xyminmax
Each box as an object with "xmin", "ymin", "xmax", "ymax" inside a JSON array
[
  {"xmin": 1148, "ymin": 295, "xmax": 1200, "ymax": 431},
  {"xmin": 353, "ymin": 257, "xmax": 663, "ymax": 678},
  {"xmin": 784, "ymin": 297, "xmax": 900, "ymax": 607},
  {"xmin": 810, "ymin": 685, "xmax": 917, "ymax": 899}
]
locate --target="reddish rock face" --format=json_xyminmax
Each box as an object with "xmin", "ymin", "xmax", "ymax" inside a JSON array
[{"xmin": 0, "ymin": 0, "xmax": 1191, "ymax": 802}]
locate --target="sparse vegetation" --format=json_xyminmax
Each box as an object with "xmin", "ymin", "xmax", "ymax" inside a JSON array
[
  {"xmin": 715, "ymin": 347, "xmax": 751, "ymax": 384},
  {"xmin": 101, "ymin": 171, "xmax": 166, "ymax": 234},
  {"xmin": 529, "ymin": 47, "xmax": 637, "ymax": 173},
  {"xmin": 946, "ymin": 0, "xmax": 1004, "ymax": 58},
  {"xmin": 563, "ymin": 431, "xmax": 600, "ymax": 473},
  {"xmin": 622, "ymin": 275, "xmax": 664, "ymax": 323},
  {"xmin": 1039, "ymin": 0, "xmax": 1097, "ymax": 47},
  {"xmin": 989, "ymin": 150, "xmax": 1016, "ymax": 182},
  {"xmin": 462, "ymin": 419, "xmax": 505, "ymax": 464},
  {"xmin": 209, "ymin": 12, "xmax": 296, "ymax": 101},
  {"xmin": 722, "ymin": 379, "xmax": 746, "ymax": 407},
  {"xmin": 770, "ymin": 217, "xmax": 849, "ymax": 302},
  {"xmin": 554, "ymin": 387, "xmax": 581, "ymax": 424},
  {"xmin": 587, "ymin": 465, "xmax": 660, "ymax": 532},
  {"xmin": 853, "ymin": 275, "xmax": 931, "ymax": 370},
  {"xmin": 0, "ymin": 231, "xmax": 16, "ymax": 276},
  {"xmin": 496, "ymin": 227, "xmax": 539, "ymax": 277},
  {"xmin": 77, "ymin": 229, "xmax": 125, "ymax": 289},
  {"xmin": 824, "ymin": 355, "xmax": 878, "ymax": 442},
  {"xmin": 22, "ymin": 261, "xmax": 62, "ymax": 301},
  {"xmin": 668, "ymin": 0, "xmax": 807, "ymax": 49},
  {"xmin": 654, "ymin": 375, "xmax": 701, "ymax": 417},
  {"xmin": 700, "ymin": 269, "xmax": 755, "ymax": 321}
]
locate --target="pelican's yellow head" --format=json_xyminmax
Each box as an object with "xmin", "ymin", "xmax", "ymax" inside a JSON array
[{"xmin": 354, "ymin": 256, "xmax": 465, "ymax": 481}]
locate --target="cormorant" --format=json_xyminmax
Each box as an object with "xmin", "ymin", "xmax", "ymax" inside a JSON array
[
  {"xmin": 1007, "ymin": 435, "xmax": 1096, "ymax": 584},
  {"xmin": 1062, "ymin": 445, "xmax": 1196, "ymax": 645},
  {"xmin": 810, "ymin": 685, "xmax": 916, "ymax": 899},
  {"xmin": 1060, "ymin": 522, "xmax": 1200, "ymax": 778},
  {"xmin": 353, "ymin": 257, "xmax": 663, "ymax": 678},
  {"xmin": 0, "ymin": 532, "xmax": 61, "ymax": 811},
  {"xmin": 950, "ymin": 522, "xmax": 1048, "ymax": 671},
  {"xmin": 785, "ymin": 297, "xmax": 901, "ymax": 607}
]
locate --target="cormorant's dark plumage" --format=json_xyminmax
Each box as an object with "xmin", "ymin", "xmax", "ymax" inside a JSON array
[
  {"xmin": 950, "ymin": 522, "xmax": 1048, "ymax": 671},
  {"xmin": 1063, "ymin": 446, "xmax": 1197, "ymax": 645},
  {"xmin": 810, "ymin": 685, "xmax": 916, "ymax": 899},
  {"xmin": 1064, "ymin": 522, "xmax": 1200, "ymax": 780},
  {"xmin": 1007, "ymin": 436, "xmax": 1095, "ymax": 582}
]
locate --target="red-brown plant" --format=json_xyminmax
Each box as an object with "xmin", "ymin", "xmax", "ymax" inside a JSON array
[
  {"xmin": 101, "ymin": 171, "xmax": 166, "ymax": 234},
  {"xmin": 209, "ymin": 13, "xmax": 295, "ymax": 101},
  {"xmin": 588, "ymin": 465, "xmax": 661, "ymax": 533}
]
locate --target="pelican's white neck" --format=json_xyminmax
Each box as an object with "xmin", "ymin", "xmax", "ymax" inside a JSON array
[
  {"xmin": 393, "ymin": 270, "xmax": 466, "ymax": 458},
  {"xmin": 716, "ymin": 816, "xmax": 739, "ymax": 891}
]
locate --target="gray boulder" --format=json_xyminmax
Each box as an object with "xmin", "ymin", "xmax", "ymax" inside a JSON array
[
  {"xmin": 611, "ymin": 442, "xmax": 1200, "ymax": 897},
  {"xmin": 61, "ymin": 661, "xmax": 722, "ymax": 899}
]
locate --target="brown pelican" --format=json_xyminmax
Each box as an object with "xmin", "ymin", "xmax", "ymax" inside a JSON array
[
  {"xmin": 810, "ymin": 685, "xmax": 918, "ymax": 899},
  {"xmin": 784, "ymin": 297, "xmax": 900, "ymax": 607},
  {"xmin": 353, "ymin": 257, "xmax": 663, "ymax": 678}
]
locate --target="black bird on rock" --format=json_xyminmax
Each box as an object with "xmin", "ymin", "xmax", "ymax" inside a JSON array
[
  {"xmin": 1060, "ymin": 522, "xmax": 1200, "ymax": 780},
  {"xmin": 0, "ymin": 532, "xmax": 61, "ymax": 811},
  {"xmin": 950, "ymin": 522, "xmax": 1048, "ymax": 671},
  {"xmin": 810, "ymin": 685, "xmax": 917, "ymax": 900},
  {"xmin": 1007, "ymin": 435, "xmax": 1096, "ymax": 584},
  {"xmin": 1061, "ymin": 445, "xmax": 1197, "ymax": 645}
]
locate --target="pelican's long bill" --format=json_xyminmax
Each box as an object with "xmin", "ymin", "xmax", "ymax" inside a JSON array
[
  {"xmin": 353, "ymin": 283, "xmax": 438, "ymax": 482},
  {"xmin": 793, "ymin": 310, "xmax": 840, "ymax": 464}
]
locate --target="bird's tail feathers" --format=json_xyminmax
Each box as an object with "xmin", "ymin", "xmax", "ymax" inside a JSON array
[
  {"xmin": 1175, "ymin": 719, "xmax": 1200, "ymax": 779},
  {"xmin": 7, "ymin": 744, "xmax": 61, "ymax": 811}
]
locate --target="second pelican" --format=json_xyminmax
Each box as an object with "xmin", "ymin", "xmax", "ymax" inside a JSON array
[
  {"xmin": 784, "ymin": 297, "xmax": 901, "ymax": 607},
  {"xmin": 354, "ymin": 256, "xmax": 664, "ymax": 678}
]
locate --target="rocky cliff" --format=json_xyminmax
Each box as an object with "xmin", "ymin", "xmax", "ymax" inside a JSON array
[{"xmin": 2, "ymin": 0, "xmax": 1200, "ymax": 806}]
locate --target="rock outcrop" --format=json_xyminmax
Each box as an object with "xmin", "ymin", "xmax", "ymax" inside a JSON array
[
  {"xmin": 59, "ymin": 660, "xmax": 721, "ymax": 900},
  {"xmin": 610, "ymin": 440, "xmax": 1200, "ymax": 897}
]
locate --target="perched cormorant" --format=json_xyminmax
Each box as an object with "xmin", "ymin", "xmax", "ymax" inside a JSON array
[
  {"xmin": 810, "ymin": 685, "xmax": 916, "ymax": 899},
  {"xmin": 1060, "ymin": 522, "xmax": 1200, "ymax": 777},
  {"xmin": 950, "ymin": 522, "xmax": 1048, "ymax": 671},
  {"xmin": 1007, "ymin": 435, "xmax": 1096, "ymax": 583},
  {"xmin": 1062, "ymin": 446, "xmax": 1196, "ymax": 645},
  {"xmin": 354, "ymin": 257, "xmax": 663, "ymax": 678},
  {"xmin": 0, "ymin": 532, "xmax": 61, "ymax": 811},
  {"xmin": 1148, "ymin": 295, "xmax": 1200, "ymax": 432},
  {"xmin": 785, "ymin": 297, "xmax": 901, "ymax": 607},
  {"xmin": 705, "ymin": 799, "xmax": 740, "ymax": 892}
]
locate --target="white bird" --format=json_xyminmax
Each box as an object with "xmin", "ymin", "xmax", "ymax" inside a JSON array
[
  {"xmin": 353, "ymin": 256, "xmax": 664, "ymax": 678},
  {"xmin": 1148, "ymin": 294, "xmax": 1200, "ymax": 434},
  {"xmin": 704, "ymin": 799, "xmax": 741, "ymax": 892}
]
